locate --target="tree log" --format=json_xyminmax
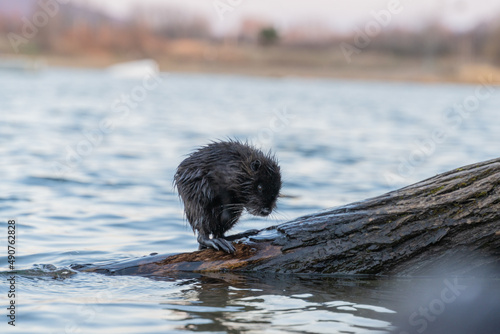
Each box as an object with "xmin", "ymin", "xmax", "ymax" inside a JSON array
[{"xmin": 83, "ymin": 157, "xmax": 500, "ymax": 277}]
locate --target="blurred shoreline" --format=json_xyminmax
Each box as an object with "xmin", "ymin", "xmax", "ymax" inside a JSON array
[{"xmin": 3, "ymin": 51, "xmax": 500, "ymax": 85}]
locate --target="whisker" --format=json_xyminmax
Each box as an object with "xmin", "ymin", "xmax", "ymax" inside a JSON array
[{"xmin": 270, "ymin": 210, "xmax": 290, "ymax": 222}]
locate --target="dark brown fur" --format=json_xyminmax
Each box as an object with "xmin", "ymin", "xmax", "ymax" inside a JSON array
[{"xmin": 174, "ymin": 140, "xmax": 281, "ymax": 253}]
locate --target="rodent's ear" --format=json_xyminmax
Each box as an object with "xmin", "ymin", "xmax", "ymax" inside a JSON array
[{"xmin": 250, "ymin": 160, "xmax": 261, "ymax": 172}]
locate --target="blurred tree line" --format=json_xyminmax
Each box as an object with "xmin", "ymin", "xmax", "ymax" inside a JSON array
[{"xmin": 0, "ymin": 1, "xmax": 499, "ymax": 66}]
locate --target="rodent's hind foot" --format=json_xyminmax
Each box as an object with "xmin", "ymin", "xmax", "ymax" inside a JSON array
[
  {"xmin": 197, "ymin": 235, "xmax": 236, "ymax": 254},
  {"xmin": 212, "ymin": 238, "xmax": 236, "ymax": 254}
]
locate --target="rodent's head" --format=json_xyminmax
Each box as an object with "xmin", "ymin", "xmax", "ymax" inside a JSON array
[{"xmin": 243, "ymin": 154, "xmax": 282, "ymax": 217}]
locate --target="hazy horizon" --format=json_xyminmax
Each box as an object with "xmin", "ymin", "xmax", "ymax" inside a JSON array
[{"xmin": 76, "ymin": 0, "xmax": 500, "ymax": 34}]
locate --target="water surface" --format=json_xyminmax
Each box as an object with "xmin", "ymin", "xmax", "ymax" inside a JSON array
[{"xmin": 1, "ymin": 68, "xmax": 499, "ymax": 333}]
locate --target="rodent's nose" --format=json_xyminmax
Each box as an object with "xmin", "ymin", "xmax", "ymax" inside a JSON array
[{"xmin": 260, "ymin": 208, "xmax": 272, "ymax": 216}]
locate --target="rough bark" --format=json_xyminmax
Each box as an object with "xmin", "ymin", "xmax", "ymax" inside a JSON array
[{"xmin": 83, "ymin": 157, "xmax": 500, "ymax": 277}]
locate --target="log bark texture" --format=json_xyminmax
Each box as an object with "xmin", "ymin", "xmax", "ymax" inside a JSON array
[{"xmin": 84, "ymin": 157, "xmax": 500, "ymax": 277}]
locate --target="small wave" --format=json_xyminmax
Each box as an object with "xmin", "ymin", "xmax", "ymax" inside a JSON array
[
  {"xmin": 23, "ymin": 176, "xmax": 91, "ymax": 186},
  {"xmin": 45, "ymin": 215, "xmax": 77, "ymax": 221},
  {"xmin": 0, "ymin": 196, "xmax": 30, "ymax": 202},
  {"xmin": 0, "ymin": 264, "xmax": 76, "ymax": 279},
  {"xmin": 86, "ymin": 214, "xmax": 125, "ymax": 220},
  {"xmin": 115, "ymin": 153, "xmax": 140, "ymax": 159},
  {"xmin": 100, "ymin": 181, "xmax": 137, "ymax": 188}
]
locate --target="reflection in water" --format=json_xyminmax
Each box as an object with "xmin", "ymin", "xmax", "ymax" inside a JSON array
[
  {"xmin": 7, "ymin": 264, "xmax": 498, "ymax": 333},
  {"xmin": 158, "ymin": 274, "xmax": 398, "ymax": 333},
  {"xmin": 152, "ymin": 273, "xmax": 500, "ymax": 334}
]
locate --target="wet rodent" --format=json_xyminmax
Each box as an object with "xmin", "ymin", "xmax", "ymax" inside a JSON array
[{"xmin": 174, "ymin": 140, "xmax": 282, "ymax": 253}]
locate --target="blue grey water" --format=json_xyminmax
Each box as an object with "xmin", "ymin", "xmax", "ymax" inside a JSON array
[{"xmin": 1, "ymin": 68, "xmax": 499, "ymax": 333}]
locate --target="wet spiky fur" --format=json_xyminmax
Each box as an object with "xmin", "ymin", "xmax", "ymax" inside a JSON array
[{"xmin": 174, "ymin": 140, "xmax": 281, "ymax": 242}]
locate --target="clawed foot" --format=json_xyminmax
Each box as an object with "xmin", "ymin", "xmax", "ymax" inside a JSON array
[{"xmin": 198, "ymin": 235, "xmax": 236, "ymax": 254}]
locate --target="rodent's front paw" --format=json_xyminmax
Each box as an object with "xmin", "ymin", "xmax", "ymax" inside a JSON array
[{"xmin": 199, "ymin": 236, "xmax": 236, "ymax": 254}]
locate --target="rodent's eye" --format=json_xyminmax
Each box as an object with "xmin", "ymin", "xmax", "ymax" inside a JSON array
[{"xmin": 257, "ymin": 184, "xmax": 263, "ymax": 192}]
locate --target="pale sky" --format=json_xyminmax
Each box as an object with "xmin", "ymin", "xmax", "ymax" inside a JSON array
[{"xmin": 78, "ymin": 0, "xmax": 500, "ymax": 34}]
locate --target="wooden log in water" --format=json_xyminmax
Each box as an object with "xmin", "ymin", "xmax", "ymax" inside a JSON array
[{"xmin": 84, "ymin": 157, "xmax": 500, "ymax": 277}]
